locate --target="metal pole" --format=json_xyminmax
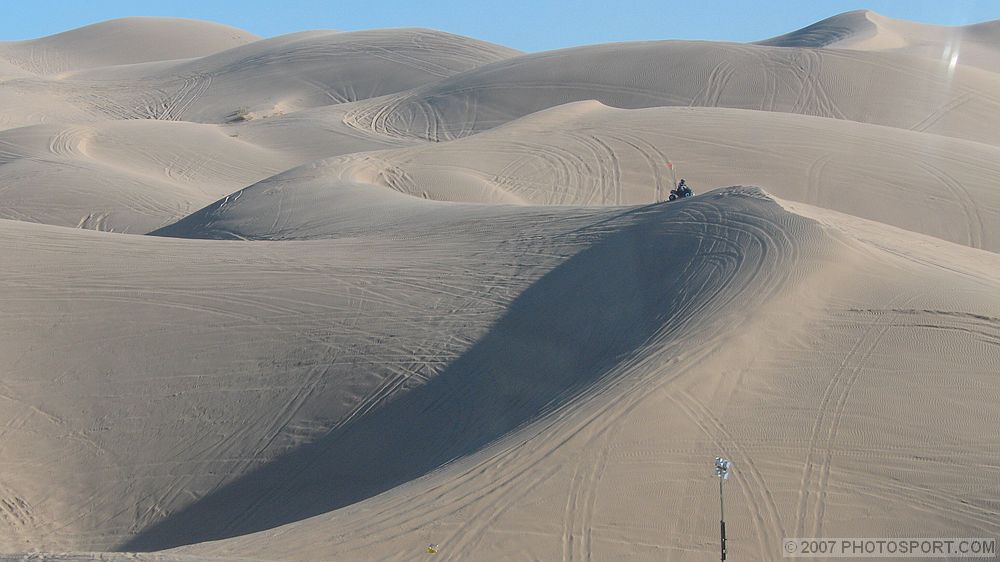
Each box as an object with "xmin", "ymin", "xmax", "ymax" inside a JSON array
[{"xmin": 720, "ymin": 477, "xmax": 727, "ymax": 561}]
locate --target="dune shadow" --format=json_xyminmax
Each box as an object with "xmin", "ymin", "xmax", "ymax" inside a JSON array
[{"xmin": 123, "ymin": 196, "xmax": 758, "ymax": 551}]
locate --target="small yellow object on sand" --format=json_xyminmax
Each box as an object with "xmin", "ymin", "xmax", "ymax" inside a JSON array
[{"xmin": 426, "ymin": 544, "xmax": 438, "ymax": 554}]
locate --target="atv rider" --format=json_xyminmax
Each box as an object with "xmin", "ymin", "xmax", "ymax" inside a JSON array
[{"xmin": 669, "ymin": 179, "xmax": 694, "ymax": 201}]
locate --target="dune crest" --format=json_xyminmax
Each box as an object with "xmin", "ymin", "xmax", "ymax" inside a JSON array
[
  {"xmin": 759, "ymin": 10, "xmax": 1000, "ymax": 72},
  {"xmin": 0, "ymin": 17, "xmax": 260, "ymax": 75}
]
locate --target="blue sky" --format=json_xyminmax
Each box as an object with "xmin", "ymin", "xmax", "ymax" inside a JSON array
[{"xmin": 5, "ymin": 0, "xmax": 1000, "ymax": 51}]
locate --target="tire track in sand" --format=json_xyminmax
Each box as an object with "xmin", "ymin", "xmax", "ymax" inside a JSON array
[
  {"xmin": 916, "ymin": 161, "xmax": 984, "ymax": 250},
  {"xmin": 794, "ymin": 293, "xmax": 917, "ymax": 538}
]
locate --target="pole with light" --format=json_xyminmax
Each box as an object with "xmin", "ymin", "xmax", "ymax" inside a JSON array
[{"xmin": 714, "ymin": 457, "xmax": 733, "ymax": 562}]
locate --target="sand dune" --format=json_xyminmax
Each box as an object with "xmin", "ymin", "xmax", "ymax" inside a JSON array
[
  {"xmin": 221, "ymin": 103, "xmax": 419, "ymax": 162},
  {"xmin": 0, "ymin": 27, "xmax": 518, "ymax": 131},
  {"xmin": 1, "ymin": 11, "xmax": 999, "ymax": 562},
  {"xmin": 8, "ymin": 188, "xmax": 998, "ymax": 559},
  {"xmin": 166, "ymin": 102, "xmax": 1000, "ymax": 250},
  {"xmin": 345, "ymin": 39, "xmax": 1000, "ymax": 146},
  {"xmin": 64, "ymin": 28, "xmax": 521, "ymax": 124},
  {"xmin": 0, "ymin": 188, "xmax": 847, "ymax": 552},
  {"xmin": 0, "ymin": 109, "xmax": 421, "ymax": 232},
  {"xmin": 164, "ymin": 199, "xmax": 1000, "ymax": 561},
  {"xmin": 759, "ymin": 10, "xmax": 1000, "ymax": 73},
  {"xmin": 0, "ymin": 121, "xmax": 293, "ymax": 232},
  {"xmin": 0, "ymin": 18, "xmax": 259, "ymax": 75},
  {"xmin": 0, "ymin": 24, "xmax": 516, "ymax": 230}
]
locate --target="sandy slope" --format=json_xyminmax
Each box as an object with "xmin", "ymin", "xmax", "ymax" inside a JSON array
[
  {"xmin": 0, "ymin": 28, "xmax": 519, "ymax": 131},
  {"xmin": 0, "ymin": 18, "xmax": 260, "ymax": 75},
  {"xmin": 157, "ymin": 198, "xmax": 1000, "ymax": 562},
  {"xmin": 4, "ymin": 189, "xmax": 999, "ymax": 561},
  {"xmin": 61, "ymin": 28, "xmax": 522, "ymax": 124},
  {"xmin": 1, "ymin": 11, "xmax": 999, "ymax": 562},
  {"xmin": 0, "ymin": 188, "xmax": 790, "ymax": 550},
  {"xmin": 344, "ymin": 39, "xmax": 1000, "ymax": 146},
  {"xmin": 0, "ymin": 121, "xmax": 294, "ymax": 232},
  {"xmin": 0, "ymin": 189, "xmax": 832, "ymax": 552},
  {"xmin": 759, "ymin": 10, "xmax": 1000, "ymax": 73},
  {"xmin": 165, "ymin": 102, "xmax": 1000, "ymax": 250},
  {"xmin": 0, "ymin": 109, "xmax": 419, "ymax": 232},
  {"xmin": 0, "ymin": 23, "xmax": 517, "ymax": 228}
]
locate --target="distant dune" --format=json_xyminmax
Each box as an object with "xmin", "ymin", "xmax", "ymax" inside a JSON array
[
  {"xmin": 61, "ymin": 28, "xmax": 523, "ymax": 123},
  {"xmin": 345, "ymin": 39, "xmax": 1000, "ymax": 145},
  {"xmin": 759, "ymin": 9, "xmax": 1000, "ymax": 72},
  {"xmin": 0, "ymin": 11, "xmax": 998, "ymax": 562},
  {"xmin": 0, "ymin": 17, "xmax": 260, "ymax": 74}
]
